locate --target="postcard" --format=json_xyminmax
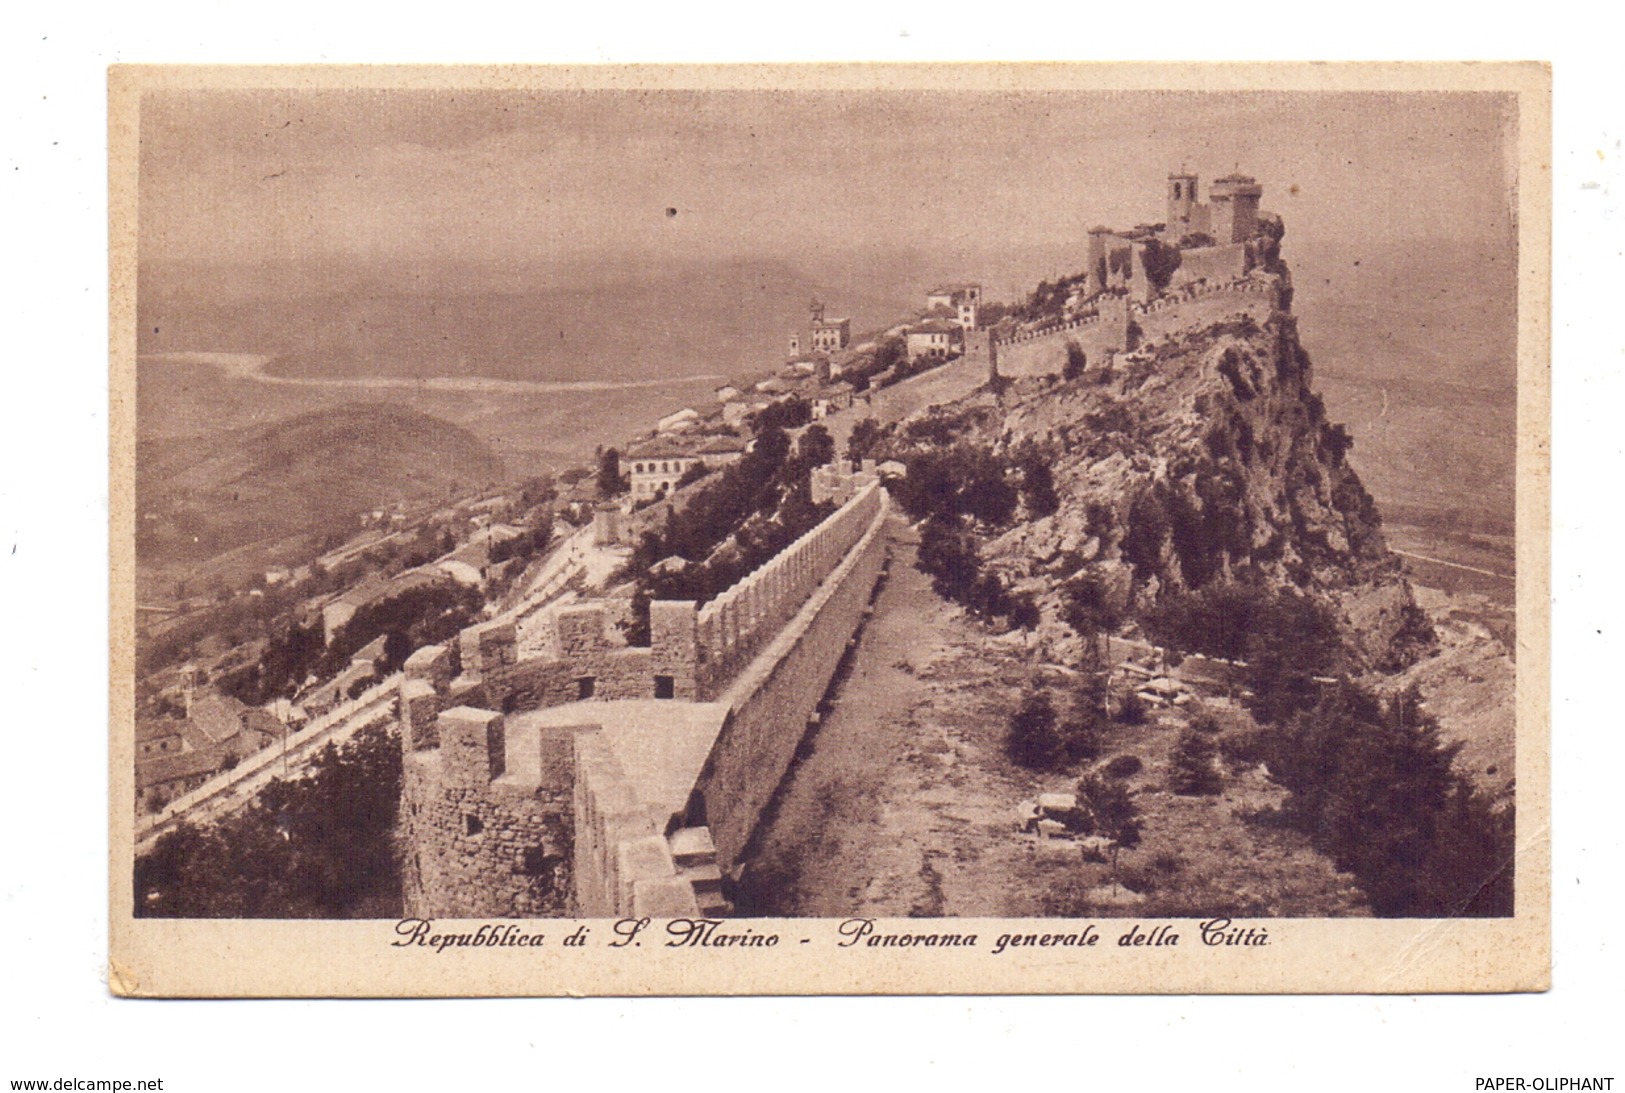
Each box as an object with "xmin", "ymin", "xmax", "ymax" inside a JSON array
[{"xmin": 109, "ymin": 61, "xmax": 1549, "ymax": 996}]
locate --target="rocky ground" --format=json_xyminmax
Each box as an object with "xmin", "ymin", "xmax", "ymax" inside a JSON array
[{"xmin": 1387, "ymin": 583, "xmax": 1518, "ymax": 805}]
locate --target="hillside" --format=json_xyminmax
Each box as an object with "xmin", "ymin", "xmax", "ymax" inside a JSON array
[
  {"xmin": 135, "ymin": 402, "xmax": 503, "ymax": 567},
  {"xmin": 877, "ymin": 308, "xmax": 1434, "ymax": 673}
]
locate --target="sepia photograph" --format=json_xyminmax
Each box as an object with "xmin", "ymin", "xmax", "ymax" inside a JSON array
[{"xmin": 108, "ymin": 63, "xmax": 1550, "ymax": 996}]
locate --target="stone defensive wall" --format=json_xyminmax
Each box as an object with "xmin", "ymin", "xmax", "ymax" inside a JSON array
[
  {"xmin": 821, "ymin": 350, "xmax": 993, "ymax": 456},
  {"xmin": 397, "ymin": 469, "xmax": 891, "ymax": 919},
  {"xmin": 993, "ymin": 277, "xmax": 1281, "ymax": 380},
  {"xmin": 690, "ymin": 473, "xmax": 882, "ymax": 696},
  {"xmin": 684, "ymin": 479, "xmax": 890, "ymax": 872},
  {"xmin": 994, "ymin": 295, "xmax": 1131, "ymax": 380},
  {"xmin": 399, "ymin": 702, "xmax": 576, "ymax": 917},
  {"xmin": 571, "ymin": 478, "xmax": 890, "ymax": 915},
  {"xmin": 1132, "ymin": 276, "xmax": 1280, "ymax": 342}
]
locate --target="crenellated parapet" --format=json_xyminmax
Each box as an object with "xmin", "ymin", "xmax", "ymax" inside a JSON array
[
  {"xmin": 399, "ymin": 702, "xmax": 574, "ymax": 918},
  {"xmin": 693, "ymin": 479, "xmax": 882, "ymax": 694},
  {"xmin": 399, "ymin": 467, "xmax": 893, "ymax": 918}
]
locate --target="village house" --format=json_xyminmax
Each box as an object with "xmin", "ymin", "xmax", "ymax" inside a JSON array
[
  {"xmin": 905, "ymin": 319, "xmax": 961, "ymax": 361},
  {"xmin": 655, "ymin": 407, "xmax": 701, "ymax": 434},
  {"xmin": 622, "ymin": 432, "xmax": 749, "ymax": 501},
  {"xmin": 693, "ymin": 433, "xmax": 750, "ymax": 466},
  {"xmin": 812, "ymin": 381, "xmax": 856, "ymax": 420},
  {"xmin": 135, "ymin": 693, "xmax": 286, "ymax": 813},
  {"xmin": 924, "ymin": 283, "xmax": 982, "ymax": 330},
  {"xmin": 722, "ymin": 397, "xmax": 770, "ymax": 427},
  {"xmin": 789, "ymin": 299, "xmax": 852, "ymax": 358},
  {"xmin": 808, "ymin": 301, "xmax": 851, "ymax": 353}
]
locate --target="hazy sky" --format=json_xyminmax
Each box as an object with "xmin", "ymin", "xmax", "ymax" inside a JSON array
[{"xmin": 139, "ymin": 88, "xmax": 1517, "ymax": 278}]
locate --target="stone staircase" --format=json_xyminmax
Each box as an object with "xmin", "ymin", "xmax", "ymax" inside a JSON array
[{"xmin": 669, "ymin": 826, "xmax": 732, "ymax": 917}]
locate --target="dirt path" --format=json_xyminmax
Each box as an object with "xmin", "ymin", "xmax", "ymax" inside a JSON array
[{"xmin": 741, "ymin": 514, "xmax": 1056, "ymax": 917}]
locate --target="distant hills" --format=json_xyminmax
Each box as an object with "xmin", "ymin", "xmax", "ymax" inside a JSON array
[
  {"xmin": 136, "ymin": 256, "xmax": 914, "ymax": 388},
  {"xmin": 136, "ymin": 403, "xmax": 502, "ymax": 566}
]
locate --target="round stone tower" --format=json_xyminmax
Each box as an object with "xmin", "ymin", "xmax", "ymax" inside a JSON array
[{"xmin": 1209, "ymin": 173, "xmax": 1264, "ymax": 243}]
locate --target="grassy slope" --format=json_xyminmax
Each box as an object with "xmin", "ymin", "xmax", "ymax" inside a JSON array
[{"xmin": 136, "ymin": 402, "xmax": 502, "ymax": 572}]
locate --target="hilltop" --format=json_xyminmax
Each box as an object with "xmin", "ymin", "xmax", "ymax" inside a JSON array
[{"xmin": 136, "ymin": 402, "xmax": 503, "ymax": 571}]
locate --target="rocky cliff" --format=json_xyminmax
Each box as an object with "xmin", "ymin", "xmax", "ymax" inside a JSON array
[{"xmin": 875, "ymin": 298, "xmax": 1435, "ymax": 673}]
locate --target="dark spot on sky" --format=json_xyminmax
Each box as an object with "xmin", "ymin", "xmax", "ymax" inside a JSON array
[{"xmin": 666, "ymin": 207, "xmax": 678, "ymax": 218}]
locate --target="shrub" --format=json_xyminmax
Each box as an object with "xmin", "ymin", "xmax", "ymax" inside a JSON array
[
  {"xmin": 1075, "ymin": 772, "xmax": 1144, "ymax": 882},
  {"xmin": 1104, "ymin": 755, "xmax": 1143, "ymax": 779},
  {"xmin": 1218, "ymin": 728, "xmax": 1272, "ymax": 770},
  {"xmin": 1063, "ymin": 340, "xmax": 1088, "ymax": 381},
  {"xmin": 1117, "ymin": 691, "xmax": 1149, "ymax": 725}
]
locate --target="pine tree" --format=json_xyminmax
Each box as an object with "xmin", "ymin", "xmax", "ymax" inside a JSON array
[
  {"xmin": 1008, "ymin": 687, "xmax": 1065, "ymax": 771},
  {"xmin": 1169, "ymin": 726, "xmax": 1222, "ymax": 795}
]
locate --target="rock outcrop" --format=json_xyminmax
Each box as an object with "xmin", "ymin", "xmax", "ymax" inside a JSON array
[{"xmin": 883, "ymin": 297, "xmax": 1434, "ymax": 672}]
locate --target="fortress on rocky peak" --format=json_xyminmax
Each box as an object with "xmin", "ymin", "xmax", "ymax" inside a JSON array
[{"xmin": 395, "ymin": 171, "xmax": 1294, "ymax": 919}]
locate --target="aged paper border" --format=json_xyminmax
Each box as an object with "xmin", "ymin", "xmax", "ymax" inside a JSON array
[{"xmin": 108, "ymin": 61, "xmax": 1551, "ymax": 997}]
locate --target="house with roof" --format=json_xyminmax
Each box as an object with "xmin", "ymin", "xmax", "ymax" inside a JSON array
[
  {"xmin": 620, "ymin": 436, "xmax": 705, "ymax": 502},
  {"xmin": 924, "ymin": 283, "xmax": 982, "ymax": 330},
  {"xmin": 656, "ymin": 407, "xmax": 701, "ymax": 434},
  {"xmin": 693, "ymin": 433, "xmax": 749, "ymax": 465},
  {"xmin": 621, "ymin": 432, "xmax": 750, "ymax": 502},
  {"xmin": 905, "ymin": 319, "xmax": 962, "ymax": 362},
  {"xmin": 812, "ymin": 381, "xmax": 856, "ymax": 420},
  {"xmin": 789, "ymin": 299, "xmax": 852, "ymax": 358},
  {"xmin": 134, "ymin": 693, "xmax": 285, "ymax": 813}
]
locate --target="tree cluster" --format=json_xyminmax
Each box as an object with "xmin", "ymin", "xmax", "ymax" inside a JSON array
[
  {"xmin": 748, "ymin": 395, "xmax": 813, "ymax": 433},
  {"xmin": 1138, "ymin": 238, "xmax": 1183, "ymax": 291},
  {"xmin": 134, "ymin": 724, "xmax": 403, "ymax": 918},
  {"xmin": 621, "ymin": 425, "xmax": 836, "ymax": 645},
  {"xmin": 219, "ymin": 581, "xmax": 482, "ymax": 706},
  {"xmin": 1140, "ymin": 581, "xmax": 1343, "ymax": 725},
  {"xmin": 1261, "ymin": 682, "xmax": 1514, "ymax": 917},
  {"xmin": 1017, "ymin": 273, "xmax": 1088, "ymax": 322},
  {"xmin": 916, "ymin": 515, "xmax": 1036, "ymax": 631},
  {"xmin": 890, "ymin": 443, "xmax": 1018, "ymax": 527},
  {"xmin": 1004, "ymin": 670, "xmax": 1107, "ymax": 773}
]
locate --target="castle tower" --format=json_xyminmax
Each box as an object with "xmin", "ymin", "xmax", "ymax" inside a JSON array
[
  {"xmin": 1086, "ymin": 226, "xmax": 1115, "ymax": 295},
  {"xmin": 1167, "ymin": 172, "xmax": 1199, "ymax": 231},
  {"xmin": 809, "ymin": 298, "xmax": 825, "ymax": 325},
  {"xmin": 1209, "ymin": 174, "xmax": 1263, "ymax": 244}
]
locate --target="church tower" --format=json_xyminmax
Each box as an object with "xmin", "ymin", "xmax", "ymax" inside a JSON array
[{"xmin": 1167, "ymin": 172, "xmax": 1199, "ymax": 232}]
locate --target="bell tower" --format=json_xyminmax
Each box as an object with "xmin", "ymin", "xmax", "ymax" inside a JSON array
[{"xmin": 1167, "ymin": 172, "xmax": 1199, "ymax": 231}]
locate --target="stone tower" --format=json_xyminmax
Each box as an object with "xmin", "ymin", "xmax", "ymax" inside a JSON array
[
  {"xmin": 1166, "ymin": 172, "xmax": 1199, "ymax": 232},
  {"xmin": 1209, "ymin": 173, "xmax": 1263, "ymax": 244}
]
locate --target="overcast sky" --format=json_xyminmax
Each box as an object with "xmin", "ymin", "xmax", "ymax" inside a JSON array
[{"xmin": 139, "ymin": 88, "xmax": 1517, "ymax": 277}]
